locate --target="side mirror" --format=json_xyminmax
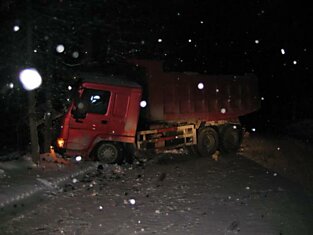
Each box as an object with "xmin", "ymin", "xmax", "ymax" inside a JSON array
[{"xmin": 71, "ymin": 101, "xmax": 87, "ymax": 119}]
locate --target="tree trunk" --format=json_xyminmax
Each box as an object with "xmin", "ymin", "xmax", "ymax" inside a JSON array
[
  {"xmin": 28, "ymin": 91, "xmax": 40, "ymax": 163},
  {"xmin": 27, "ymin": 0, "xmax": 40, "ymax": 164},
  {"xmin": 43, "ymin": 86, "xmax": 53, "ymax": 153}
]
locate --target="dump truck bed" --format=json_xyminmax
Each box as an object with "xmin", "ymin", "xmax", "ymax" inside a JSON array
[{"xmin": 130, "ymin": 60, "xmax": 260, "ymax": 123}]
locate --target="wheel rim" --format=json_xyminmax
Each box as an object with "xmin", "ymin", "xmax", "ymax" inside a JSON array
[{"xmin": 97, "ymin": 143, "xmax": 118, "ymax": 164}]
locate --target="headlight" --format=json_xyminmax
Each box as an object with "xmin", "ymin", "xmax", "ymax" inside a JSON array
[{"xmin": 57, "ymin": 138, "xmax": 65, "ymax": 148}]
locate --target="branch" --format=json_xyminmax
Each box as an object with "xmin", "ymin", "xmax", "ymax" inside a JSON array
[{"xmin": 60, "ymin": 61, "xmax": 82, "ymax": 67}]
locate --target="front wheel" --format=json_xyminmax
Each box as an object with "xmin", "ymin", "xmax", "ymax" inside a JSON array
[
  {"xmin": 96, "ymin": 142, "xmax": 124, "ymax": 164},
  {"xmin": 197, "ymin": 127, "xmax": 219, "ymax": 157}
]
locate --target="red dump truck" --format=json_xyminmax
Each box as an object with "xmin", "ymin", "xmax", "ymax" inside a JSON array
[{"xmin": 56, "ymin": 59, "xmax": 260, "ymax": 163}]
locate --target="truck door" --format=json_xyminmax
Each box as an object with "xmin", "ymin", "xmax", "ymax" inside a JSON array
[
  {"xmin": 67, "ymin": 88, "xmax": 112, "ymax": 152},
  {"xmin": 108, "ymin": 91, "xmax": 130, "ymax": 136}
]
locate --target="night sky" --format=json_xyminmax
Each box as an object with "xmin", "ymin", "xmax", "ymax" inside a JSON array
[{"xmin": 0, "ymin": 0, "xmax": 313, "ymax": 148}]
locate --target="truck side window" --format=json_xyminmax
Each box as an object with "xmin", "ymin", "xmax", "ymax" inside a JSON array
[{"xmin": 81, "ymin": 89, "xmax": 110, "ymax": 114}]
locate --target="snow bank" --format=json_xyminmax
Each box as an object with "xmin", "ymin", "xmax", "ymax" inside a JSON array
[{"xmin": 242, "ymin": 133, "xmax": 313, "ymax": 193}]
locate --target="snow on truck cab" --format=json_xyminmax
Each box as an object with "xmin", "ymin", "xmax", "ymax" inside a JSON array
[{"xmin": 56, "ymin": 60, "xmax": 260, "ymax": 164}]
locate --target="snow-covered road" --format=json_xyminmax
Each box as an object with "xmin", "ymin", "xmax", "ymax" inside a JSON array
[{"xmin": 1, "ymin": 146, "xmax": 312, "ymax": 235}]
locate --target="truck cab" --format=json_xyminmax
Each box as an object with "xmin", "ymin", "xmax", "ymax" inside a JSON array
[{"xmin": 56, "ymin": 73, "xmax": 142, "ymax": 164}]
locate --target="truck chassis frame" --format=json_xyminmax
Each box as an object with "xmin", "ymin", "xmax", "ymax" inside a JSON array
[{"xmin": 136, "ymin": 124, "xmax": 196, "ymax": 150}]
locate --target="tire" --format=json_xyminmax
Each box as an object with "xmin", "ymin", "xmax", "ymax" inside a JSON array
[
  {"xmin": 197, "ymin": 127, "xmax": 219, "ymax": 157},
  {"xmin": 219, "ymin": 125, "xmax": 243, "ymax": 154},
  {"xmin": 96, "ymin": 142, "xmax": 124, "ymax": 164}
]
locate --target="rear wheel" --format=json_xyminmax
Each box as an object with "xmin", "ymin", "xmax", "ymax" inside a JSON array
[
  {"xmin": 96, "ymin": 142, "xmax": 124, "ymax": 164},
  {"xmin": 197, "ymin": 127, "xmax": 219, "ymax": 157},
  {"xmin": 219, "ymin": 125, "xmax": 243, "ymax": 153}
]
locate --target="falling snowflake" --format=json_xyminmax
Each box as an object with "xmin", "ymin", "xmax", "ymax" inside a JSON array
[
  {"xmin": 158, "ymin": 38, "xmax": 162, "ymax": 43},
  {"xmin": 129, "ymin": 199, "xmax": 136, "ymax": 205},
  {"xmin": 56, "ymin": 44, "xmax": 65, "ymax": 53},
  {"xmin": 75, "ymin": 156, "xmax": 82, "ymax": 162},
  {"xmin": 197, "ymin": 82, "xmax": 204, "ymax": 90},
  {"xmin": 140, "ymin": 100, "xmax": 147, "ymax": 108},
  {"xmin": 281, "ymin": 48, "xmax": 285, "ymax": 55},
  {"xmin": 220, "ymin": 108, "xmax": 226, "ymax": 114},
  {"xmin": 13, "ymin": 25, "xmax": 20, "ymax": 32},
  {"xmin": 19, "ymin": 68, "xmax": 42, "ymax": 91},
  {"xmin": 72, "ymin": 51, "xmax": 79, "ymax": 58},
  {"xmin": 255, "ymin": 39, "xmax": 259, "ymax": 44},
  {"xmin": 293, "ymin": 60, "xmax": 297, "ymax": 65}
]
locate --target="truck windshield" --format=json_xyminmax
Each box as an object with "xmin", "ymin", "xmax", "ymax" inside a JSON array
[{"xmin": 81, "ymin": 89, "xmax": 110, "ymax": 114}]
